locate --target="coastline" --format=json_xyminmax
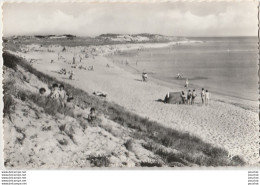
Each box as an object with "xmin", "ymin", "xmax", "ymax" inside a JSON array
[
  {"xmin": 9, "ymin": 41, "xmax": 259, "ymax": 165},
  {"xmin": 9, "ymin": 38, "xmax": 258, "ymax": 112},
  {"xmin": 105, "ymin": 48, "xmax": 258, "ymax": 113}
]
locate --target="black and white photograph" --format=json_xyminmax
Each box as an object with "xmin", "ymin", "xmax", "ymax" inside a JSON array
[{"xmin": 1, "ymin": 1, "xmax": 259, "ymax": 169}]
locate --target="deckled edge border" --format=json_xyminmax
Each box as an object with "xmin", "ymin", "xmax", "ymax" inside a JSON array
[
  {"xmin": 257, "ymin": 1, "xmax": 260, "ymax": 166},
  {"xmin": 1, "ymin": 0, "xmax": 4, "ymax": 170},
  {"xmin": 0, "ymin": 0, "xmax": 259, "ymax": 171},
  {"xmin": 0, "ymin": 0, "xmax": 259, "ymax": 4}
]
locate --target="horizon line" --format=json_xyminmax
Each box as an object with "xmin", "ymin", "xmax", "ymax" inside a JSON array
[{"xmin": 3, "ymin": 34, "xmax": 258, "ymax": 38}]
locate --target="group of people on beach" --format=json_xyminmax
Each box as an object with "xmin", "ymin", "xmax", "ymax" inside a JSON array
[
  {"xmin": 58, "ymin": 67, "xmax": 74, "ymax": 80},
  {"xmin": 39, "ymin": 83, "xmax": 70, "ymax": 107},
  {"xmin": 55, "ymin": 54, "xmax": 97, "ymax": 81},
  {"xmin": 50, "ymin": 84, "xmax": 69, "ymax": 107},
  {"xmin": 181, "ymin": 88, "xmax": 209, "ymax": 105}
]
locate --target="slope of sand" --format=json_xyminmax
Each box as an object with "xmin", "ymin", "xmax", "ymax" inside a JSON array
[
  {"xmin": 14, "ymin": 44, "xmax": 259, "ymax": 165},
  {"xmin": 4, "ymin": 65, "xmax": 170, "ymax": 168}
]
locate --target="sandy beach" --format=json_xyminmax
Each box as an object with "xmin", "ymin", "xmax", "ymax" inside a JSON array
[{"xmin": 10, "ymin": 42, "xmax": 259, "ymax": 165}]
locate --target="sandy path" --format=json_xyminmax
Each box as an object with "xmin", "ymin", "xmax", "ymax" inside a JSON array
[{"xmin": 18, "ymin": 49, "xmax": 259, "ymax": 165}]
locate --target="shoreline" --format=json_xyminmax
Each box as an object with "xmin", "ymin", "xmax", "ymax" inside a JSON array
[
  {"xmin": 105, "ymin": 54, "xmax": 258, "ymax": 113},
  {"xmin": 9, "ymin": 39, "xmax": 258, "ymax": 111},
  {"xmin": 101, "ymin": 38, "xmax": 258, "ymax": 106}
]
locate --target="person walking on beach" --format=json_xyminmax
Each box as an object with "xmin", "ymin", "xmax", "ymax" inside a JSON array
[
  {"xmin": 205, "ymin": 90, "xmax": 210, "ymax": 105},
  {"xmin": 177, "ymin": 73, "xmax": 181, "ymax": 79},
  {"xmin": 187, "ymin": 90, "xmax": 192, "ymax": 105},
  {"xmin": 191, "ymin": 89, "xmax": 197, "ymax": 105},
  {"xmin": 142, "ymin": 71, "xmax": 148, "ymax": 82},
  {"xmin": 201, "ymin": 88, "xmax": 205, "ymax": 105},
  {"xmin": 185, "ymin": 78, "xmax": 189, "ymax": 88}
]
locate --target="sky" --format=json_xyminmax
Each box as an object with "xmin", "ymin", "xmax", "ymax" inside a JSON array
[{"xmin": 2, "ymin": 1, "xmax": 259, "ymax": 37}]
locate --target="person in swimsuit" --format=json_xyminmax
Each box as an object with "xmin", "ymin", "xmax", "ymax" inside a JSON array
[
  {"xmin": 201, "ymin": 88, "xmax": 205, "ymax": 105},
  {"xmin": 185, "ymin": 78, "xmax": 189, "ymax": 88},
  {"xmin": 191, "ymin": 89, "xmax": 197, "ymax": 105},
  {"xmin": 187, "ymin": 90, "xmax": 192, "ymax": 105},
  {"xmin": 205, "ymin": 90, "xmax": 210, "ymax": 105}
]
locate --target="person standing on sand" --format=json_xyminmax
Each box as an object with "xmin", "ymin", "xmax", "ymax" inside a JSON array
[
  {"xmin": 72, "ymin": 56, "xmax": 76, "ymax": 64},
  {"xmin": 181, "ymin": 91, "xmax": 186, "ymax": 104},
  {"xmin": 205, "ymin": 90, "xmax": 210, "ymax": 105},
  {"xmin": 201, "ymin": 88, "xmax": 205, "ymax": 105},
  {"xmin": 187, "ymin": 90, "xmax": 192, "ymax": 105},
  {"xmin": 191, "ymin": 89, "xmax": 197, "ymax": 105},
  {"xmin": 185, "ymin": 78, "xmax": 189, "ymax": 88}
]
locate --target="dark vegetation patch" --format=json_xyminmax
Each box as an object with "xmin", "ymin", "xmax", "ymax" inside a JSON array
[
  {"xmin": 140, "ymin": 161, "xmax": 163, "ymax": 167},
  {"xmin": 87, "ymin": 155, "xmax": 110, "ymax": 167},
  {"xmin": 3, "ymin": 53, "xmax": 17, "ymax": 71},
  {"xmin": 3, "ymin": 94, "xmax": 15, "ymax": 118},
  {"xmin": 42, "ymin": 126, "xmax": 52, "ymax": 131}
]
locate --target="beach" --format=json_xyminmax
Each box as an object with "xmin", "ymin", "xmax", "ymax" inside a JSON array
[{"xmin": 10, "ymin": 39, "xmax": 259, "ymax": 165}]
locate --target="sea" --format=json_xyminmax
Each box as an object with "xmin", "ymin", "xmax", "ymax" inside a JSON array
[{"xmin": 110, "ymin": 37, "xmax": 258, "ymax": 101}]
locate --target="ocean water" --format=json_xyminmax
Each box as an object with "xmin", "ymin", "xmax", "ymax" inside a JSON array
[{"xmin": 111, "ymin": 37, "xmax": 258, "ymax": 101}]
